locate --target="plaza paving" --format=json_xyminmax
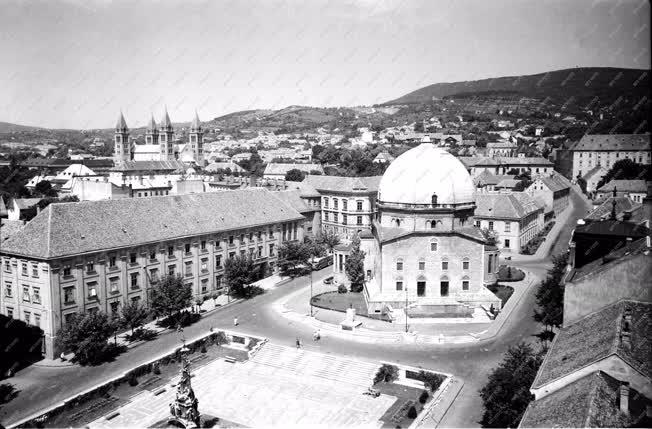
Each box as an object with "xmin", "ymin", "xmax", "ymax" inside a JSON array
[{"xmin": 89, "ymin": 342, "xmax": 397, "ymax": 428}]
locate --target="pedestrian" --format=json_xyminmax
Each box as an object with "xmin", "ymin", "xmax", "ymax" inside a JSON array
[
  {"xmin": 296, "ymin": 337, "xmax": 301, "ymax": 349},
  {"xmin": 233, "ymin": 316, "xmax": 238, "ymax": 326},
  {"xmin": 60, "ymin": 352, "xmax": 66, "ymax": 362}
]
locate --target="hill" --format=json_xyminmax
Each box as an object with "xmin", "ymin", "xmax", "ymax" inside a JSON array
[
  {"xmin": 0, "ymin": 121, "xmax": 46, "ymax": 133},
  {"xmin": 384, "ymin": 67, "xmax": 650, "ymax": 110}
]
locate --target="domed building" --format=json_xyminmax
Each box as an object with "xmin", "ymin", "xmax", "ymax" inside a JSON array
[{"xmin": 334, "ymin": 143, "xmax": 501, "ymax": 317}]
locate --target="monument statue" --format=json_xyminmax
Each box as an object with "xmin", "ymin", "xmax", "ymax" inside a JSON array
[{"xmin": 169, "ymin": 345, "xmax": 201, "ymax": 428}]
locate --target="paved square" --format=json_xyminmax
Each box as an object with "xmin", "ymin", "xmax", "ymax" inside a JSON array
[{"xmin": 89, "ymin": 343, "xmax": 394, "ymax": 428}]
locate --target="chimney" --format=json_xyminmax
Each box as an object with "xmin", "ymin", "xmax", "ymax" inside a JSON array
[
  {"xmin": 568, "ymin": 242, "xmax": 576, "ymax": 268},
  {"xmin": 619, "ymin": 382, "xmax": 630, "ymax": 415}
]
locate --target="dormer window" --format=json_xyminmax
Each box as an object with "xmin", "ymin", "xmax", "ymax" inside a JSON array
[{"xmin": 431, "ymin": 194, "xmax": 438, "ymax": 205}]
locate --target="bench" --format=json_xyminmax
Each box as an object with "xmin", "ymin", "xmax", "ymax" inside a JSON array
[{"xmin": 224, "ymin": 356, "xmax": 237, "ymax": 363}]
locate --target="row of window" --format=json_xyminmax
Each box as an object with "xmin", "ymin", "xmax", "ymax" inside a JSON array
[
  {"xmin": 3, "ymin": 260, "xmax": 40, "ymax": 277},
  {"xmin": 323, "ymin": 212, "xmax": 364, "ymax": 225},
  {"xmin": 323, "ymin": 198, "xmax": 365, "ymax": 211},
  {"xmin": 395, "ymin": 279, "xmax": 470, "ymax": 294},
  {"xmin": 4, "ymin": 282, "xmax": 41, "ymax": 304},
  {"xmin": 395, "ymin": 257, "xmax": 470, "ymax": 272},
  {"xmin": 5, "ymin": 307, "xmax": 41, "ymax": 328}
]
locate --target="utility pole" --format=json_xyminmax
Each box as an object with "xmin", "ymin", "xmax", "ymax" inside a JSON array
[{"xmin": 310, "ymin": 268, "xmax": 313, "ymax": 317}]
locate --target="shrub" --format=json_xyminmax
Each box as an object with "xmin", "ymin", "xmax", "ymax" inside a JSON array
[
  {"xmin": 156, "ymin": 311, "xmax": 201, "ymax": 329},
  {"xmin": 153, "ymin": 363, "xmax": 161, "ymax": 375},
  {"xmin": 419, "ymin": 390, "xmax": 429, "ymax": 404},
  {"xmin": 407, "ymin": 405, "xmax": 417, "ymax": 419},
  {"xmin": 200, "ymin": 343, "xmax": 207, "ymax": 353},
  {"xmin": 374, "ymin": 364, "xmax": 399, "ymax": 384},
  {"xmin": 125, "ymin": 327, "xmax": 158, "ymax": 342},
  {"xmin": 213, "ymin": 331, "xmax": 228, "ymax": 345},
  {"xmin": 127, "ymin": 372, "xmax": 138, "ymax": 386},
  {"xmin": 417, "ymin": 371, "xmax": 445, "ymax": 392},
  {"xmin": 349, "ymin": 283, "xmax": 364, "ymax": 293},
  {"xmin": 337, "ymin": 284, "xmax": 347, "ymax": 294}
]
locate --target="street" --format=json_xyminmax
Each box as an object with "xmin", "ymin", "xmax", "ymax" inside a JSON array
[{"xmin": 0, "ymin": 188, "xmax": 591, "ymax": 428}]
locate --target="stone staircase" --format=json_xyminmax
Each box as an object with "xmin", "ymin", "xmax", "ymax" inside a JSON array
[{"xmin": 251, "ymin": 343, "xmax": 379, "ymax": 388}]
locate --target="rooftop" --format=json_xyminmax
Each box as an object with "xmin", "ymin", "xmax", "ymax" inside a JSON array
[
  {"xmin": 303, "ymin": 175, "xmax": 382, "ymax": 194},
  {"xmin": 111, "ymin": 160, "xmax": 186, "ymax": 172},
  {"xmin": 263, "ymin": 163, "xmax": 324, "ymax": 176},
  {"xmin": 597, "ymin": 179, "xmax": 648, "ymax": 194},
  {"xmin": 475, "ymin": 192, "xmax": 542, "ymax": 219},
  {"xmin": 532, "ymin": 300, "xmax": 652, "ymax": 389},
  {"xmin": 270, "ymin": 190, "xmax": 313, "ymax": 213},
  {"xmin": 572, "ymin": 134, "xmax": 651, "ymax": 152},
  {"xmin": 585, "ymin": 197, "xmax": 643, "ymax": 222},
  {"xmin": 0, "ymin": 189, "xmax": 304, "ymax": 260}
]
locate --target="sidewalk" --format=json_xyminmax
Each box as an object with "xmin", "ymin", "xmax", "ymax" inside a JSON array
[{"xmin": 272, "ymin": 269, "xmax": 536, "ymax": 345}]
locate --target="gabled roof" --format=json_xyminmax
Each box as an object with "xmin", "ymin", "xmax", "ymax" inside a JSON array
[
  {"xmin": 111, "ymin": 160, "xmax": 186, "ymax": 172},
  {"xmin": 303, "ymin": 175, "xmax": 382, "ymax": 194},
  {"xmin": 597, "ymin": 179, "xmax": 648, "ymax": 194},
  {"xmin": 0, "ymin": 189, "xmax": 304, "ymax": 260},
  {"xmin": 572, "ymin": 134, "xmax": 651, "ymax": 152},
  {"xmin": 263, "ymin": 163, "xmax": 324, "ymax": 176},
  {"xmin": 475, "ymin": 192, "xmax": 541, "ymax": 219},
  {"xmin": 521, "ymin": 371, "xmax": 641, "ymax": 428},
  {"xmin": 532, "ymin": 300, "xmax": 652, "ymax": 389},
  {"xmin": 536, "ymin": 172, "xmax": 571, "ymax": 192},
  {"xmin": 586, "ymin": 196, "xmax": 643, "ymax": 222}
]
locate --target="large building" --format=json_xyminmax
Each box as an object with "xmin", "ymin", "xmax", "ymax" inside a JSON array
[
  {"xmin": 570, "ymin": 134, "xmax": 651, "ymax": 180},
  {"xmin": 336, "ymin": 143, "xmax": 501, "ymax": 317},
  {"xmin": 114, "ymin": 110, "xmax": 204, "ymax": 166},
  {"xmin": 303, "ymin": 175, "xmax": 382, "ymax": 241},
  {"xmin": 525, "ymin": 172, "xmax": 571, "ymax": 220},
  {"xmin": 0, "ymin": 189, "xmax": 305, "ymax": 359},
  {"xmin": 474, "ymin": 192, "xmax": 545, "ymax": 253}
]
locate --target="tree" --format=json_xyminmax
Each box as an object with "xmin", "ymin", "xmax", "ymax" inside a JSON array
[
  {"xmin": 595, "ymin": 159, "xmax": 650, "ymax": 190},
  {"xmin": 56, "ymin": 311, "xmax": 121, "ymax": 365},
  {"xmin": 278, "ymin": 241, "xmax": 311, "ymax": 278},
  {"xmin": 479, "ymin": 343, "xmax": 544, "ymax": 428},
  {"xmin": 120, "ymin": 300, "xmax": 148, "ymax": 335},
  {"xmin": 576, "ymin": 176, "xmax": 587, "ymax": 194},
  {"xmin": 224, "ymin": 255, "xmax": 263, "ymax": 299},
  {"xmin": 150, "ymin": 275, "xmax": 193, "ymax": 320},
  {"xmin": 533, "ymin": 253, "xmax": 568, "ymax": 331},
  {"xmin": 33, "ymin": 180, "xmax": 57, "ymax": 197},
  {"xmin": 316, "ymin": 229, "xmax": 340, "ymax": 254},
  {"xmin": 285, "ymin": 168, "xmax": 306, "ymax": 182},
  {"xmin": 345, "ymin": 235, "xmax": 366, "ymax": 292},
  {"xmin": 481, "ymin": 228, "xmax": 499, "ymax": 247}
]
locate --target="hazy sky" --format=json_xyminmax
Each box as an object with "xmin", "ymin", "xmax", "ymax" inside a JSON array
[{"xmin": 0, "ymin": 0, "xmax": 649, "ymax": 129}]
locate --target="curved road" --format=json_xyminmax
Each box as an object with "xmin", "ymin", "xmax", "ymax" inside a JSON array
[{"xmin": 1, "ymin": 189, "xmax": 591, "ymax": 428}]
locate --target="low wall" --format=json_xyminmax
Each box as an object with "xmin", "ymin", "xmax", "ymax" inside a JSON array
[{"xmin": 9, "ymin": 329, "xmax": 267, "ymax": 429}]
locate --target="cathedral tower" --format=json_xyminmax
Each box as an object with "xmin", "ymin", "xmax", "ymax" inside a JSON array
[
  {"xmin": 114, "ymin": 111, "xmax": 131, "ymax": 164},
  {"xmin": 145, "ymin": 115, "xmax": 159, "ymax": 145},
  {"xmin": 188, "ymin": 111, "xmax": 204, "ymax": 164},
  {"xmin": 159, "ymin": 108, "xmax": 175, "ymax": 160}
]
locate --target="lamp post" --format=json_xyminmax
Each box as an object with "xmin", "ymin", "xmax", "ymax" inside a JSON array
[
  {"xmin": 310, "ymin": 268, "xmax": 313, "ymax": 317},
  {"xmin": 405, "ymin": 286, "xmax": 408, "ymax": 333}
]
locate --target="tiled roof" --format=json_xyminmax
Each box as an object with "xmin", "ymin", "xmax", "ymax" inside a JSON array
[
  {"xmin": 12, "ymin": 198, "xmax": 43, "ymax": 210},
  {"xmin": 537, "ymin": 172, "xmax": 571, "ymax": 192},
  {"xmin": 567, "ymin": 235, "xmax": 651, "ymax": 284},
  {"xmin": 111, "ymin": 160, "xmax": 186, "ymax": 172},
  {"xmin": 521, "ymin": 371, "xmax": 635, "ymax": 428},
  {"xmin": 475, "ymin": 193, "xmax": 541, "ymax": 219},
  {"xmin": 285, "ymin": 180, "xmax": 321, "ymax": 198},
  {"xmin": 0, "ymin": 196, "xmax": 6, "ymax": 217},
  {"xmin": 581, "ymin": 165, "xmax": 606, "ymax": 181},
  {"xmin": 496, "ymin": 156, "xmax": 553, "ymax": 166},
  {"xmin": 263, "ymin": 163, "xmax": 324, "ymax": 176},
  {"xmin": 303, "ymin": 175, "xmax": 382, "ymax": 193},
  {"xmin": 573, "ymin": 219, "xmax": 650, "ymax": 238},
  {"xmin": 572, "ymin": 134, "xmax": 651, "ymax": 152},
  {"xmin": 597, "ymin": 179, "xmax": 648, "ymax": 194},
  {"xmin": 270, "ymin": 190, "xmax": 313, "ymax": 213},
  {"xmin": 0, "ymin": 219, "xmax": 25, "ymax": 244},
  {"xmin": 0, "ymin": 189, "xmax": 304, "ymax": 260},
  {"xmin": 585, "ymin": 197, "xmax": 643, "ymax": 222},
  {"xmin": 376, "ymin": 224, "xmax": 486, "ymax": 244},
  {"xmin": 532, "ymin": 300, "xmax": 652, "ymax": 389}
]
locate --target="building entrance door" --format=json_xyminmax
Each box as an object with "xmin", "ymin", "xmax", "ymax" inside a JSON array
[
  {"xmin": 417, "ymin": 281, "xmax": 426, "ymax": 297},
  {"xmin": 440, "ymin": 281, "xmax": 449, "ymax": 297}
]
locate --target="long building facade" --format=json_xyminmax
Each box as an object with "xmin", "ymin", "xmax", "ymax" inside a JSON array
[{"xmin": 0, "ymin": 189, "xmax": 304, "ymax": 359}]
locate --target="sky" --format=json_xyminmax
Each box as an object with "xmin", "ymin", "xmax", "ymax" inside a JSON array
[{"xmin": 0, "ymin": 0, "xmax": 649, "ymax": 129}]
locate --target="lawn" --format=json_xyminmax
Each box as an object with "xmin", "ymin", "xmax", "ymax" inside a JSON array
[
  {"xmin": 374, "ymin": 381, "xmax": 429, "ymax": 428},
  {"xmin": 487, "ymin": 284, "xmax": 514, "ymax": 307},
  {"xmin": 497, "ymin": 265, "xmax": 525, "ymax": 282},
  {"xmin": 310, "ymin": 291, "xmax": 368, "ymax": 316}
]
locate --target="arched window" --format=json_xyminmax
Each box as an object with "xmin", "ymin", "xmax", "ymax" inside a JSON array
[
  {"xmin": 430, "ymin": 220, "xmax": 438, "ymax": 229},
  {"xmin": 431, "ymin": 194, "xmax": 438, "ymax": 205},
  {"xmin": 430, "ymin": 239, "xmax": 438, "ymax": 252}
]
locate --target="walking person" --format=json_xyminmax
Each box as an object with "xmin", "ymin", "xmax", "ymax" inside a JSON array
[
  {"xmin": 296, "ymin": 337, "xmax": 301, "ymax": 349},
  {"xmin": 233, "ymin": 316, "xmax": 238, "ymax": 326}
]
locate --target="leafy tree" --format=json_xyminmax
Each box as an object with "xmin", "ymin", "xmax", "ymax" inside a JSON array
[
  {"xmin": 514, "ymin": 179, "xmax": 533, "ymax": 192},
  {"xmin": 576, "ymin": 176, "xmax": 587, "ymax": 194},
  {"xmin": 224, "ymin": 255, "xmax": 263, "ymax": 299},
  {"xmin": 481, "ymin": 228, "xmax": 499, "ymax": 247},
  {"xmin": 596, "ymin": 159, "xmax": 650, "ymax": 190},
  {"xmin": 285, "ymin": 168, "xmax": 306, "ymax": 182},
  {"xmin": 345, "ymin": 235, "xmax": 366, "ymax": 292},
  {"xmin": 120, "ymin": 300, "xmax": 148, "ymax": 335},
  {"xmin": 150, "ymin": 275, "xmax": 193, "ymax": 320},
  {"xmin": 33, "ymin": 180, "xmax": 57, "ymax": 197},
  {"xmin": 316, "ymin": 229, "xmax": 341, "ymax": 254},
  {"xmin": 56, "ymin": 311, "xmax": 122, "ymax": 365},
  {"xmin": 479, "ymin": 343, "xmax": 544, "ymax": 428},
  {"xmin": 374, "ymin": 364, "xmax": 399, "ymax": 384},
  {"xmin": 278, "ymin": 241, "xmax": 311, "ymax": 277},
  {"xmin": 533, "ymin": 253, "xmax": 568, "ymax": 330}
]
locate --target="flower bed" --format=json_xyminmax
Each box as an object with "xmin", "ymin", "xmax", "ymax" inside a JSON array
[
  {"xmin": 487, "ymin": 284, "xmax": 514, "ymax": 307},
  {"xmin": 310, "ymin": 291, "xmax": 368, "ymax": 316},
  {"xmin": 497, "ymin": 265, "xmax": 525, "ymax": 282}
]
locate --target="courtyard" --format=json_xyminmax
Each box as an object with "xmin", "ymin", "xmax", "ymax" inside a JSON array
[{"xmin": 87, "ymin": 342, "xmax": 448, "ymax": 428}]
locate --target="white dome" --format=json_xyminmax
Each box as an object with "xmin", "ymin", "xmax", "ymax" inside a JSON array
[{"xmin": 378, "ymin": 143, "xmax": 475, "ymax": 205}]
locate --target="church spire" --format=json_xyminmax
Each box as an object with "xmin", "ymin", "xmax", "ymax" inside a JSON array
[
  {"xmin": 190, "ymin": 110, "xmax": 202, "ymax": 132},
  {"xmin": 116, "ymin": 111, "xmax": 128, "ymax": 132},
  {"xmin": 161, "ymin": 107, "xmax": 173, "ymax": 131},
  {"xmin": 147, "ymin": 114, "xmax": 157, "ymax": 131}
]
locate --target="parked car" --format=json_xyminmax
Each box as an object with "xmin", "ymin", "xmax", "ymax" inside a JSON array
[
  {"xmin": 323, "ymin": 276, "xmax": 334, "ymax": 285},
  {"xmin": 312, "ymin": 256, "xmax": 333, "ymax": 270}
]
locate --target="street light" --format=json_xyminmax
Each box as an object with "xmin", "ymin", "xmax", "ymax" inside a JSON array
[
  {"xmin": 405, "ymin": 286, "xmax": 408, "ymax": 333},
  {"xmin": 309, "ymin": 256, "xmax": 314, "ymax": 317}
]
